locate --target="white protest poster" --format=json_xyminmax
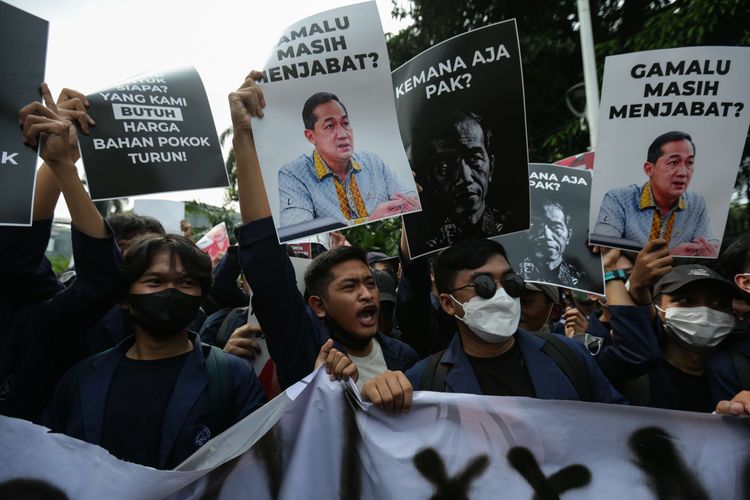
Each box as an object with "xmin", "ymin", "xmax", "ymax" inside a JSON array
[
  {"xmin": 1, "ymin": 369, "xmax": 748, "ymax": 499},
  {"xmin": 589, "ymin": 47, "xmax": 750, "ymax": 257},
  {"xmin": 0, "ymin": 1, "xmax": 47, "ymax": 226},
  {"xmin": 497, "ymin": 164, "xmax": 604, "ymax": 295},
  {"xmin": 250, "ymin": 1, "xmax": 420, "ymax": 243},
  {"xmin": 78, "ymin": 67, "xmax": 227, "ymax": 200},
  {"xmin": 395, "ymin": 20, "xmax": 530, "ymax": 259},
  {"xmin": 133, "ymin": 199, "xmax": 185, "ymax": 234}
]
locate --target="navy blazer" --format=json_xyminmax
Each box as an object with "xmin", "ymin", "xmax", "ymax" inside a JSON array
[
  {"xmin": 0, "ymin": 222, "xmax": 123, "ymax": 421},
  {"xmin": 703, "ymin": 334, "xmax": 750, "ymax": 405},
  {"xmin": 236, "ymin": 217, "xmax": 419, "ymax": 389},
  {"xmin": 405, "ymin": 329, "xmax": 626, "ymax": 403},
  {"xmin": 42, "ymin": 333, "xmax": 266, "ymax": 470},
  {"xmin": 594, "ymin": 305, "xmax": 662, "ymax": 383}
]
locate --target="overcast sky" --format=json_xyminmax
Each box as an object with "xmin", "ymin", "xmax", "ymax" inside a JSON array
[{"xmin": 7, "ymin": 0, "xmax": 411, "ymax": 219}]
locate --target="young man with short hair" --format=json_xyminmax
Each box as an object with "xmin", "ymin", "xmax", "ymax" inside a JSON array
[
  {"xmin": 228, "ymin": 72, "xmax": 417, "ymax": 409},
  {"xmin": 404, "ymin": 238, "xmax": 625, "ymax": 403},
  {"xmin": 43, "ymin": 235, "xmax": 266, "ymax": 469}
]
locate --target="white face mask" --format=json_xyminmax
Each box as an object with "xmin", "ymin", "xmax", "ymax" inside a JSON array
[
  {"xmin": 656, "ymin": 305, "xmax": 735, "ymax": 348},
  {"xmin": 451, "ymin": 288, "xmax": 521, "ymax": 343}
]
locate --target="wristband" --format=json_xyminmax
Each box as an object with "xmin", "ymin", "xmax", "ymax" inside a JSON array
[{"xmin": 604, "ymin": 270, "xmax": 628, "ymax": 283}]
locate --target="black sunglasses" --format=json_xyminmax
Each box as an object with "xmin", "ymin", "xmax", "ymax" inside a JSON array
[{"xmin": 448, "ymin": 272, "xmax": 525, "ymax": 299}]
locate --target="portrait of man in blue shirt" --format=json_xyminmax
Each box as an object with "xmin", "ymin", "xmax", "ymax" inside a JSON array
[
  {"xmin": 277, "ymin": 92, "xmax": 419, "ymax": 228},
  {"xmin": 592, "ymin": 131, "xmax": 718, "ymax": 257}
]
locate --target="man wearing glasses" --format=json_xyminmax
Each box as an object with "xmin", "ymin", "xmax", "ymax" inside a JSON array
[
  {"xmin": 403, "ymin": 238, "xmax": 625, "ymax": 403},
  {"xmin": 592, "ymin": 131, "xmax": 718, "ymax": 257}
]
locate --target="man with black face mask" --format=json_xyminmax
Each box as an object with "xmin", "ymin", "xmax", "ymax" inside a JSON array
[
  {"xmin": 228, "ymin": 72, "xmax": 418, "ymax": 411},
  {"xmin": 42, "ymin": 235, "xmax": 266, "ymax": 469}
]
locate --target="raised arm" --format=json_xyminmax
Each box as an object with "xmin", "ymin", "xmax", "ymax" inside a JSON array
[
  {"xmin": 229, "ymin": 73, "xmax": 326, "ymax": 389},
  {"xmin": 228, "ymin": 71, "xmax": 271, "ymax": 223},
  {"xmin": 20, "ymin": 84, "xmax": 105, "ymax": 238}
]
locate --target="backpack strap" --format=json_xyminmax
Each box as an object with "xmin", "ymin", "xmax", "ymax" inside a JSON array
[
  {"xmin": 203, "ymin": 344, "xmax": 233, "ymax": 437},
  {"xmin": 730, "ymin": 349, "xmax": 750, "ymax": 390},
  {"xmin": 419, "ymin": 350, "xmax": 449, "ymax": 392},
  {"xmin": 216, "ymin": 307, "xmax": 249, "ymax": 347},
  {"xmin": 534, "ymin": 332, "xmax": 592, "ymax": 402}
]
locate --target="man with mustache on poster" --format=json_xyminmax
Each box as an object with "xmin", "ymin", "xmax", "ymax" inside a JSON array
[
  {"xmin": 593, "ymin": 131, "xmax": 718, "ymax": 257},
  {"xmin": 278, "ymin": 92, "xmax": 419, "ymax": 228}
]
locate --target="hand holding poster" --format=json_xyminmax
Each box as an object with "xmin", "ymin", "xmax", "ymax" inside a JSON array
[
  {"xmin": 250, "ymin": 1, "xmax": 420, "ymax": 243},
  {"xmin": 0, "ymin": 1, "xmax": 48, "ymax": 226},
  {"xmin": 78, "ymin": 67, "xmax": 227, "ymax": 200},
  {"xmin": 589, "ymin": 47, "xmax": 750, "ymax": 257},
  {"xmin": 395, "ymin": 19, "xmax": 530, "ymax": 258},
  {"xmin": 497, "ymin": 164, "xmax": 604, "ymax": 295}
]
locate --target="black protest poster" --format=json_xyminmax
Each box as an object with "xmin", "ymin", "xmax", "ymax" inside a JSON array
[
  {"xmin": 497, "ymin": 163, "xmax": 604, "ymax": 295},
  {"xmin": 78, "ymin": 67, "xmax": 227, "ymax": 200},
  {"xmin": 0, "ymin": 2, "xmax": 47, "ymax": 226},
  {"xmin": 395, "ymin": 19, "xmax": 530, "ymax": 258}
]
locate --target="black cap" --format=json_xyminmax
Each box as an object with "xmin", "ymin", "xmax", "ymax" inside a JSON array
[
  {"xmin": 654, "ymin": 264, "xmax": 736, "ymax": 297},
  {"xmin": 372, "ymin": 269, "xmax": 397, "ymax": 303},
  {"xmin": 524, "ymin": 282, "xmax": 560, "ymax": 304}
]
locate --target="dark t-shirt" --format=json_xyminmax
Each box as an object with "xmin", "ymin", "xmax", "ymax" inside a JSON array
[
  {"xmin": 662, "ymin": 360, "xmax": 712, "ymax": 412},
  {"xmin": 466, "ymin": 340, "xmax": 536, "ymax": 397},
  {"xmin": 101, "ymin": 352, "xmax": 190, "ymax": 468}
]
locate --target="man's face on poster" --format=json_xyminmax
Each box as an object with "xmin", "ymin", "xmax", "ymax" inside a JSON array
[
  {"xmin": 530, "ymin": 202, "xmax": 571, "ymax": 268},
  {"xmin": 304, "ymin": 99, "xmax": 354, "ymax": 167},
  {"xmin": 430, "ymin": 118, "xmax": 493, "ymax": 225},
  {"xmin": 644, "ymin": 139, "xmax": 695, "ymax": 201}
]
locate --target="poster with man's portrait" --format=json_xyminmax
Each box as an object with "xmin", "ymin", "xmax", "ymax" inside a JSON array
[
  {"xmin": 497, "ymin": 164, "xmax": 604, "ymax": 295},
  {"xmin": 395, "ymin": 19, "xmax": 530, "ymax": 259},
  {"xmin": 589, "ymin": 46, "xmax": 750, "ymax": 258},
  {"xmin": 250, "ymin": 2, "xmax": 420, "ymax": 243}
]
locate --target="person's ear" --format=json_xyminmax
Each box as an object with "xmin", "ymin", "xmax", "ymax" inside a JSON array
[
  {"xmin": 735, "ymin": 273, "xmax": 750, "ymax": 294},
  {"xmin": 439, "ymin": 293, "xmax": 461, "ymax": 317},
  {"xmin": 304, "ymin": 128, "xmax": 315, "ymax": 145},
  {"xmin": 644, "ymin": 161, "xmax": 654, "ymax": 178},
  {"xmin": 488, "ymin": 153, "xmax": 495, "ymax": 182},
  {"xmin": 308, "ymin": 295, "xmax": 327, "ymax": 318}
]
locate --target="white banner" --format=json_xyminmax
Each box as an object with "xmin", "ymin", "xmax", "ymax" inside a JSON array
[{"xmin": 0, "ymin": 369, "xmax": 747, "ymax": 499}]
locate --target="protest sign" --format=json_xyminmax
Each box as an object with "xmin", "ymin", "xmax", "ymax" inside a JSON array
[
  {"xmin": 1, "ymin": 369, "xmax": 746, "ymax": 499},
  {"xmin": 0, "ymin": 2, "xmax": 47, "ymax": 226},
  {"xmin": 396, "ymin": 19, "xmax": 530, "ymax": 258},
  {"xmin": 250, "ymin": 1, "xmax": 420, "ymax": 243},
  {"xmin": 78, "ymin": 67, "xmax": 227, "ymax": 200},
  {"xmin": 497, "ymin": 164, "xmax": 603, "ymax": 295},
  {"xmin": 195, "ymin": 222, "xmax": 230, "ymax": 260},
  {"xmin": 132, "ymin": 199, "xmax": 185, "ymax": 234},
  {"xmin": 589, "ymin": 47, "xmax": 750, "ymax": 257}
]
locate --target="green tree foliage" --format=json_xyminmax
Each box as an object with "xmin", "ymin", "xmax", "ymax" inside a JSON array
[
  {"xmin": 220, "ymin": 127, "xmax": 239, "ymax": 204},
  {"xmin": 387, "ymin": 0, "xmax": 750, "ymax": 162},
  {"xmin": 387, "ymin": 0, "xmax": 750, "ymax": 239},
  {"xmin": 341, "ymin": 217, "xmax": 402, "ymax": 256}
]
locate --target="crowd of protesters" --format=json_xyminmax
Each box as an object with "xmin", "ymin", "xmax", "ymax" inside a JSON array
[{"xmin": 0, "ymin": 73, "xmax": 749, "ymax": 478}]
